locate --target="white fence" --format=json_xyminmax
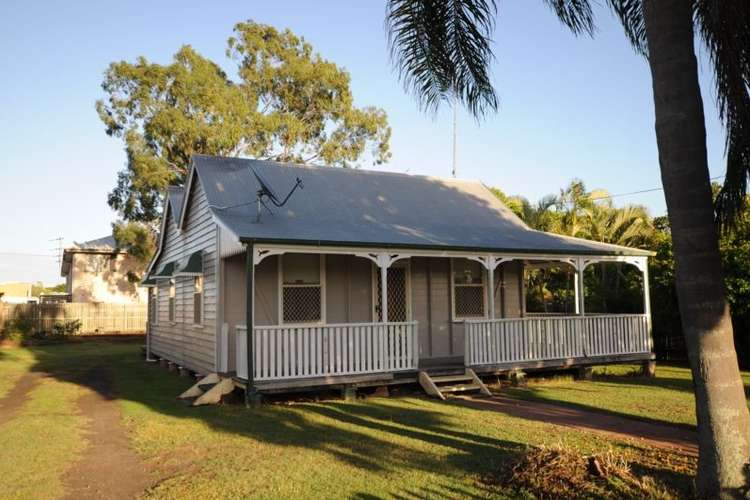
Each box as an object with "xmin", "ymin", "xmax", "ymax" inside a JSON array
[
  {"xmin": 236, "ymin": 321, "xmax": 418, "ymax": 381},
  {"xmin": 0, "ymin": 303, "xmax": 147, "ymax": 335},
  {"xmin": 465, "ymin": 314, "xmax": 650, "ymax": 367}
]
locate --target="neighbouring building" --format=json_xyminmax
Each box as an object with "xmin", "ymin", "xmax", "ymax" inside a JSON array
[
  {"xmin": 0, "ymin": 282, "xmax": 36, "ymax": 304},
  {"xmin": 61, "ymin": 235, "xmax": 147, "ymax": 304},
  {"xmin": 142, "ymin": 155, "xmax": 655, "ymax": 400}
]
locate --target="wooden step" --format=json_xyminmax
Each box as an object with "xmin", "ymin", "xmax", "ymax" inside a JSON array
[
  {"xmin": 418, "ymin": 369, "xmax": 492, "ymax": 399},
  {"xmin": 440, "ymin": 383, "xmax": 481, "ymax": 393},
  {"xmin": 193, "ymin": 378, "xmax": 237, "ymax": 406},
  {"xmin": 429, "ymin": 374, "xmax": 474, "ymax": 385}
]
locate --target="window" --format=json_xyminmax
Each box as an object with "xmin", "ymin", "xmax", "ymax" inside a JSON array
[
  {"xmin": 150, "ymin": 288, "xmax": 159, "ymax": 326},
  {"xmin": 109, "ymin": 255, "xmax": 117, "ymax": 273},
  {"xmin": 168, "ymin": 280, "xmax": 176, "ymax": 323},
  {"xmin": 281, "ymin": 254, "xmax": 323, "ymax": 324},
  {"xmin": 193, "ymin": 276, "xmax": 203, "ymax": 325},
  {"xmin": 452, "ymin": 259, "xmax": 486, "ymax": 319}
]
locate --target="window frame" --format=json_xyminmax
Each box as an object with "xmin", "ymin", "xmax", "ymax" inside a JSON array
[
  {"xmin": 450, "ymin": 258, "xmax": 488, "ymax": 322},
  {"xmin": 168, "ymin": 279, "xmax": 176, "ymax": 323},
  {"xmin": 278, "ymin": 254, "xmax": 326, "ymax": 326},
  {"xmin": 193, "ymin": 275, "xmax": 203, "ymax": 326}
]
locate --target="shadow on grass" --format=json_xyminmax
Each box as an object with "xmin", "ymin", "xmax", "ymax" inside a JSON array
[
  {"xmin": 495, "ymin": 365, "xmax": 736, "ymax": 432},
  {"xmin": 18, "ymin": 339, "xmax": 702, "ymax": 498},
  {"xmin": 22, "ymin": 339, "xmax": 522, "ymax": 497},
  {"xmin": 502, "ymin": 385, "xmax": 700, "ymax": 432}
]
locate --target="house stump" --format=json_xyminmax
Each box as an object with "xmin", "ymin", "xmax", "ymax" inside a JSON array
[
  {"xmin": 575, "ymin": 366, "xmax": 593, "ymax": 381},
  {"xmin": 641, "ymin": 360, "xmax": 656, "ymax": 378},
  {"xmin": 341, "ymin": 386, "xmax": 357, "ymax": 401},
  {"xmin": 510, "ymin": 370, "xmax": 527, "ymax": 387}
]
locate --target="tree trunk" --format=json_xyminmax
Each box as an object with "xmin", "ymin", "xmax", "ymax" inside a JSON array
[{"xmin": 642, "ymin": 0, "xmax": 750, "ymax": 496}]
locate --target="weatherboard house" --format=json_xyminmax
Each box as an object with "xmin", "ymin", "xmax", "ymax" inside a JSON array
[{"xmin": 143, "ymin": 155, "xmax": 654, "ymax": 400}]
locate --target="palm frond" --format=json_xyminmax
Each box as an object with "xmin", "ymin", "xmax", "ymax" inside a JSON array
[
  {"xmin": 386, "ymin": 0, "xmax": 498, "ymax": 117},
  {"xmin": 694, "ymin": 0, "xmax": 750, "ymax": 228},
  {"xmin": 542, "ymin": 0, "xmax": 595, "ymax": 36},
  {"xmin": 605, "ymin": 0, "xmax": 647, "ymax": 55}
]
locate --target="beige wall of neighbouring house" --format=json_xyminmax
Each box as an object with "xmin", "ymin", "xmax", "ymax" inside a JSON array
[{"xmin": 67, "ymin": 252, "xmax": 147, "ymax": 304}]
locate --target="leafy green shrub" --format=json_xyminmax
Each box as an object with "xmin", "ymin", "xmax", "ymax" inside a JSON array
[{"xmin": 51, "ymin": 319, "xmax": 81, "ymax": 336}]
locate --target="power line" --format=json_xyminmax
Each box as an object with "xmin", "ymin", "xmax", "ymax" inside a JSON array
[
  {"xmin": 579, "ymin": 173, "xmax": 726, "ymax": 203},
  {"xmin": 0, "ymin": 252, "xmax": 56, "ymax": 258}
]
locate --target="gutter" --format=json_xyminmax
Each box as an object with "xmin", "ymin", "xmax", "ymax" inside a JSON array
[{"xmin": 236, "ymin": 236, "xmax": 655, "ymax": 258}]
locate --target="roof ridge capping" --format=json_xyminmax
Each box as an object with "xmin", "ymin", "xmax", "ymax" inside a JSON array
[{"xmin": 190, "ymin": 154, "xmax": 485, "ymax": 185}]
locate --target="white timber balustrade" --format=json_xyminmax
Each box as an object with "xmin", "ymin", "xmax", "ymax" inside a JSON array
[
  {"xmin": 236, "ymin": 325, "xmax": 248, "ymax": 379},
  {"xmin": 465, "ymin": 314, "xmax": 651, "ymax": 367},
  {"xmin": 236, "ymin": 321, "xmax": 418, "ymax": 381}
]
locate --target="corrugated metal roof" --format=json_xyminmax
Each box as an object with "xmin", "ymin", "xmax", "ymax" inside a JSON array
[
  {"xmin": 193, "ymin": 155, "xmax": 651, "ymax": 257},
  {"xmin": 75, "ymin": 235, "xmax": 116, "ymax": 250}
]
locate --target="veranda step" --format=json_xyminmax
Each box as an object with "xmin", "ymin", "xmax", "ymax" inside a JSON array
[
  {"xmin": 198, "ymin": 382, "xmax": 218, "ymax": 392},
  {"xmin": 440, "ymin": 383, "xmax": 481, "ymax": 393},
  {"xmin": 178, "ymin": 373, "xmax": 218, "ymax": 399},
  {"xmin": 418, "ymin": 369, "xmax": 492, "ymax": 400},
  {"xmin": 429, "ymin": 375, "xmax": 474, "ymax": 384}
]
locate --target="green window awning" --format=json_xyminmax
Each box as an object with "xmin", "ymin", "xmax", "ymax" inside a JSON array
[
  {"xmin": 175, "ymin": 251, "xmax": 203, "ymax": 276},
  {"xmin": 140, "ymin": 274, "xmax": 157, "ymax": 287},
  {"xmin": 153, "ymin": 261, "xmax": 175, "ymax": 278}
]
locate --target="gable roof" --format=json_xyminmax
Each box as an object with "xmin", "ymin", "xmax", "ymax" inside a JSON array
[
  {"xmin": 167, "ymin": 186, "xmax": 185, "ymax": 222},
  {"xmin": 142, "ymin": 186, "xmax": 184, "ymax": 282},
  {"xmin": 191, "ymin": 155, "xmax": 651, "ymax": 257}
]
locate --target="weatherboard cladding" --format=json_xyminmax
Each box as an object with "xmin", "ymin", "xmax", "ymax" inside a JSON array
[
  {"xmin": 150, "ymin": 177, "xmax": 217, "ymax": 374},
  {"xmin": 193, "ymin": 154, "xmax": 650, "ymax": 257}
]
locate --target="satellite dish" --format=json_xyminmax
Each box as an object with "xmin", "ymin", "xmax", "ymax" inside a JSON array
[
  {"xmin": 251, "ymin": 165, "xmax": 303, "ymax": 222},
  {"xmin": 252, "ymin": 168, "xmax": 281, "ymax": 204}
]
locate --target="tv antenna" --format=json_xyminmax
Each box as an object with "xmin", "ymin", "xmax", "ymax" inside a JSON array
[{"xmin": 252, "ymin": 167, "xmax": 303, "ymax": 222}]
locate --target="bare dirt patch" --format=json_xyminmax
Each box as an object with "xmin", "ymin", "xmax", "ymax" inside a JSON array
[
  {"xmin": 62, "ymin": 366, "xmax": 152, "ymax": 500},
  {"xmin": 0, "ymin": 372, "xmax": 41, "ymax": 426},
  {"xmin": 456, "ymin": 395, "xmax": 698, "ymax": 456}
]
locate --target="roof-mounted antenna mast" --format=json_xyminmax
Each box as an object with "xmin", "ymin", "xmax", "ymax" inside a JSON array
[{"xmin": 251, "ymin": 167, "xmax": 304, "ymax": 222}]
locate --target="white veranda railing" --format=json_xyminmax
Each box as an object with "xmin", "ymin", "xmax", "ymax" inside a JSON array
[
  {"xmin": 465, "ymin": 314, "xmax": 651, "ymax": 367},
  {"xmin": 236, "ymin": 321, "xmax": 418, "ymax": 381}
]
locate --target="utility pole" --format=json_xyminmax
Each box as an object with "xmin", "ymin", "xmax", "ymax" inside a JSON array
[
  {"xmin": 50, "ymin": 237, "xmax": 63, "ymax": 265},
  {"xmin": 452, "ymin": 92, "xmax": 457, "ymax": 178}
]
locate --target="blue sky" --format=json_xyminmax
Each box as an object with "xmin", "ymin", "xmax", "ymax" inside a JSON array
[{"xmin": 0, "ymin": 1, "xmax": 727, "ymax": 284}]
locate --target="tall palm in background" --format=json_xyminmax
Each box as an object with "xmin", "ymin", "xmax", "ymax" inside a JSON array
[{"xmin": 386, "ymin": 0, "xmax": 750, "ymax": 495}]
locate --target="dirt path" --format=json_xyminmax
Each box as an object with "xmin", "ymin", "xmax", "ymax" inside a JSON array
[
  {"xmin": 455, "ymin": 395, "xmax": 698, "ymax": 456},
  {"xmin": 0, "ymin": 372, "xmax": 41, "ymax": 427},
  {"xmin": 62, "ymin": 366, "xmax": 151, "ymax": 500}
]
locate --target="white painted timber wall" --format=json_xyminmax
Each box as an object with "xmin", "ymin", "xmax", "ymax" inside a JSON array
[
  {"xmin": 465, "ymin": 314, "xmax": 650, "ymax": 367},
  {"xmin": 150, "ymin": 177, "xmax": 217, "ymax": 374},
  {"xmin": 235, "ymin": 322, "xmax": 418, "ymax": 381}
]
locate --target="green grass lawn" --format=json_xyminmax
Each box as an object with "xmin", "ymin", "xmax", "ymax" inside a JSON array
[
  {"xmin": 501, "ymin": 363, "xmax": 750, "ymax": 428},
  {"xmin": 0, "ymin": 340, "xmax": 701, "ymax": 499}
]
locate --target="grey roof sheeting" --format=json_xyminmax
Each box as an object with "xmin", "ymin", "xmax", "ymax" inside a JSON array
[
  {"xmin": 193, "ymin": 155, "xmax": 651, "ymax": 257},
  {"xmin": 75, "ymin": 235, "xmax": 117, "ymax": 250}
]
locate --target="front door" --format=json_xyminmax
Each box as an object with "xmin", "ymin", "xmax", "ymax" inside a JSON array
[{"xmin": 374, "ymin": 263, "xmax": 410, "ymax": 322}]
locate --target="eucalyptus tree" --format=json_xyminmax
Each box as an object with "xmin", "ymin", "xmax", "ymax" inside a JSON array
[
  {"xmin": 99, "ymin": 21, "xmax": 391, "ymax": 260},
  {"xmin": 386, "ymin": 0, "xmax": 750, "ymax": 494}
]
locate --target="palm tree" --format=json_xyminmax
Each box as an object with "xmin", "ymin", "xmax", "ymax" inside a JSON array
[{"xmin": 385, "ymin": 0, "xmax": 750, "ymax": 495}]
